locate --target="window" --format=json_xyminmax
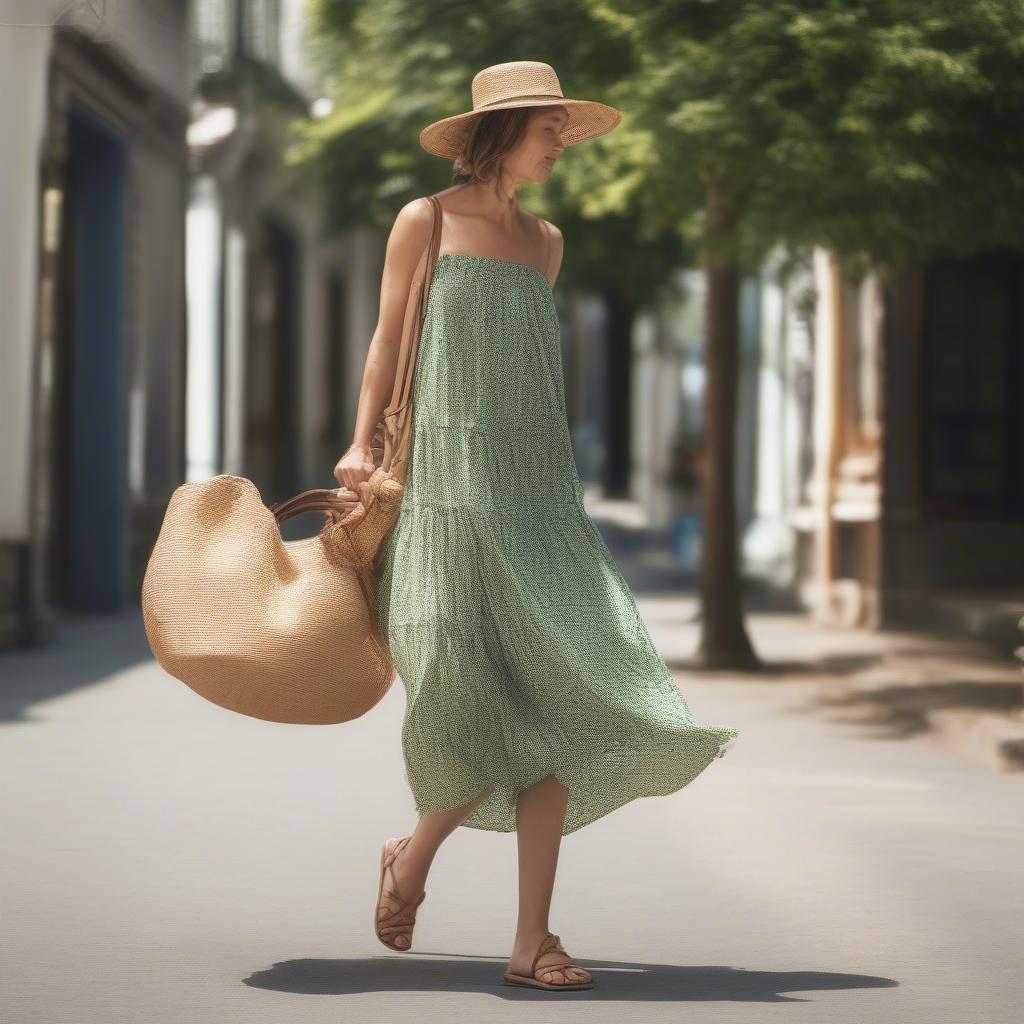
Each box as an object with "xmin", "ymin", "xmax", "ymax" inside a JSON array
[{"xmin": 921, "ymin": 248, "xmax": 1024, "ymax": 516}]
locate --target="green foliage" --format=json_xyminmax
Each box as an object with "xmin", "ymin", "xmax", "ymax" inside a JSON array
[
  {"xmin": 293, "ymin": 0, "xmax": 1024, "ymax": 290},
  {"xmin": 616, "ymin": 0, "xmax": 1024, "ymax": 274}
]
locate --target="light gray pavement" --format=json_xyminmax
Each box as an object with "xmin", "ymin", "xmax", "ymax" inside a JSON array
[{"xmin": 2, "ymin": 593, "xmax": 1023, "ymax": 1024}]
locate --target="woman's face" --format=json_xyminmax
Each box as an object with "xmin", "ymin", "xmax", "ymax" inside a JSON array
[{"xmin": 508, "ymin": 105, "xmax": 569, "ymax": 184}]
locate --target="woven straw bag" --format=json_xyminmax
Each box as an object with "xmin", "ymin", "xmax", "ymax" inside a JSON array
[{"xmin": 141, "ymin": 195, "xmax": 443, "ymax": 725}]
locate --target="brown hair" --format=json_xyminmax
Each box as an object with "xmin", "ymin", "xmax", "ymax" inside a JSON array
[{"xmin": 451, "ymin": 108, "xmax": 534, "ymax": 186}]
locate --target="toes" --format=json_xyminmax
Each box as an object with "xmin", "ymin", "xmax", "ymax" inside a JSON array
[
  {"xmin": 378, "ymin": 924, "xmax": 411, "ymax": 948},
  {"xmin": 540, "ymin": 965, "xmax": 589, "ymax": 985},
  {"xmin": 543, "ymin": 968, "xmax": 570, "ymax": 985}
]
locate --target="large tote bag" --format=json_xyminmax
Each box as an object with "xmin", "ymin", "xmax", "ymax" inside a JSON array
[{"xmin": 141, "ymin": 196, "xmax": 444, "ymax": 725}]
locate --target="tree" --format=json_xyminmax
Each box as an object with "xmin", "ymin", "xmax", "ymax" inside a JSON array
[{"xmin": 608, "ymin": 0, "xmax": 1024, "ymax": 667}]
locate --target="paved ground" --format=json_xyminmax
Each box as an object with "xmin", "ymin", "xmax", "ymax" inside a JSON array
[{"xmin": 2, "ymin": 587, "xmax": 1022, "ymax": 1024}]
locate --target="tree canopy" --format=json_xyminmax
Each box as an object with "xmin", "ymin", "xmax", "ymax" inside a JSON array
[
  {"xmin": 295, "ymin": 0, "xmax": 1024, "ymax": 281},
  {"xmin": 618, "ymin": 0, "xmax": 1024, "ymax": 276}
]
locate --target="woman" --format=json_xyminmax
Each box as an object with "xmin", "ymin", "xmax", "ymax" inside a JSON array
[{"xmin": 334, "ymin": 61, "xmax": 739, "ymax": 991}]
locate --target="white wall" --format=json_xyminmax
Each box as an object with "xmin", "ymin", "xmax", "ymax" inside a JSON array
[
  {"xmin": 185, "ymin": 175, "xmax": 223, "ymax": 483},
  {"xmin": 743, "ymin": 245, "xmax": 813, "ymax": 584},
  {"xmin": 278, "ymin": 0, "xmax": 321, "ymax": 102},
  {"xmin": 63, "ymin": 0, "xmax": 192, "ymax": 106},
  {"xmin": 0, "ymin": 19, "xmax": 53, "ymax": 540}
]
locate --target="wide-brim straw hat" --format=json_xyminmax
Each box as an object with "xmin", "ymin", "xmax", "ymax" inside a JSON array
[{"xmin": 419, "ymin": 60, "xmax": 622, "ymax": 160}]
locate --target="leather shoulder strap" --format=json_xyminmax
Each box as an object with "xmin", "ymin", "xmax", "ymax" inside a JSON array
[
  {"xmin": 270, "ymin": 198, "xmax": 443, "ymax": 517},
  {"xmin": 385, "ymin": 195, "xmax": 443, "ymax": 416},
  {"xmin": 536, "ymin": 216, "xmax": 556, "ymax": 281}
]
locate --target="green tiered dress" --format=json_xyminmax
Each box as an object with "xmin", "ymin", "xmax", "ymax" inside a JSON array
[{"xmin": 374, "ymin": 251, "xmax": 738, "ymax": 835}]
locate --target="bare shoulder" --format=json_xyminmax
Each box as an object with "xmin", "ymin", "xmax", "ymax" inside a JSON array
[
  {"xmin": 380, "ymin": 194, "xmax": 436, "ymax": 268},
  {"xmin": 376, "ymin": 197, "xmax": 440, "ymax": 344},
  {"xmin": 390, "ymin": 196, "xmax": 436, "ymax": 247},
  {"xmin": 536, "ymin": 215, "xmax": 562, "ymax": 241},
  {"xmin": 541, "ymin": 217, "xmax": 563, "ymax": 251},
  {"xmin": 531, "ymin": 214, "xmax": 564, "ymax": 281}
]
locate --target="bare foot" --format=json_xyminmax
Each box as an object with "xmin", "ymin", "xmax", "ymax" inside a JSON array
[
  {"xmin": 376, "ymin": 837, "xmax": 428, "ymax": 950},
  {"xmin": 507, "ymin": 931, "xmax": 592, "ymax": 986}
]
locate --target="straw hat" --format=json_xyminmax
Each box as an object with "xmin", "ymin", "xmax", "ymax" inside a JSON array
[{"xmin": 419, "ymin": 60, "xmax": 622, "ymax": 159}]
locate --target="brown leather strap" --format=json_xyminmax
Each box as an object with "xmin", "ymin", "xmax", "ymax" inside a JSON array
[
  {"xmin": 384, "ymin": 195, "xmax": 444, "ymax": 417},
  {"xmin": 375, "ymin": 194, "xmax": 444, "ymax": 486},
  {"xmin": 532, "ymin": 933, "xmax": 567, "ymax": 976},
  {"xmin": 269, "ymin": 487, "xmax": 358, "ymax": 523},
  {"xmin": 270, "ymin": 195, "xmax": 443, "ymax": 518}
]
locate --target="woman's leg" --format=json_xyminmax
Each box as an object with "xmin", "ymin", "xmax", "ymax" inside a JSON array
[
  {"xmin": 378, "ymin": 783, "xmax": 495, "ymax": 948},
  {"xmin": 506, "ymin": 774, "xmax": 592, "ymax": 985}
]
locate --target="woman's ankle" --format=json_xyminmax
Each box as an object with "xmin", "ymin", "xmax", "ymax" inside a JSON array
[
  {"xmin": 513, "ymin": 924, "xmax": 551, "ymax": 947},
  {"xmin": 402, "ymin": 833, "xmax": 436, "ymax": 867},
  {"xmin": 394, "ymin": 835, "xmax": 435, "ymax": 888}
]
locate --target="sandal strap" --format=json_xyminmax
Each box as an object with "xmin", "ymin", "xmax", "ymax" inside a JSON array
[
  {"xmin": 536, "ymin": 961, "xmax": 580, "ymax": 972},
  {"xmin": 379, "ymin": 887, "xmax": 425, "ymax": 918},
  {"xmin": 377, "ymin": 899, "xmax": 421, "ymax": 935},
  {"xmin": 377, "ymin": 837, "xmax": 426, "ymax": 943},
  {"xmin": 531, "ymin": 932, "xmax": 569, "ymax": 975},
  {"xmin": 527, "ymin": 932, "xmax": 590, "ymax": 981},
  {"xmin": 382, "ymin": 836, "xmax": 414, "ymax": 905}
]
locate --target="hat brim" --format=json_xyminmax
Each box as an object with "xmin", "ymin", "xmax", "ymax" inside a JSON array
[{"xmin": 419, "ymin": 97, "xmax": 622, "ymax": 160}]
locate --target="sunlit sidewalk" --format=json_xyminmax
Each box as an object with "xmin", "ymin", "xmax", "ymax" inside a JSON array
[{"xmin": 2, "ymin": 591, "xmax": 1022, "ymax": 1022}]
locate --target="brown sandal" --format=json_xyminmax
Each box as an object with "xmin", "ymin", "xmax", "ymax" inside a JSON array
[
  {"xmin": 374, "ymin": 836, "xmax": 426, "ymax": 951},
  {"xmin": 502, "ymin": 932, "xmax": 594, "ymax": 990}
]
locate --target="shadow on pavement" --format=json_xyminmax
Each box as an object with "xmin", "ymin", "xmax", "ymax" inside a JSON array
[
  {"xmin": 244, "ymin": 955, "xmax": 898, "ymax": 1001},
  {"xmin": 811, "ymin": 679, "xmax": 1024, "ymax": 739},
  {"xmin": 0, "ymin": 607, "xmax": 153, "ymax": 723},
  {"xmin": 663, "ymin": 652, "xmax": 885, "ymax": 678}
]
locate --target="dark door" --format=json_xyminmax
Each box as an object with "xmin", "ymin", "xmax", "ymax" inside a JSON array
[{"xmin": 53, "ymin": 104, "xmax": 129, "ymax": 611}]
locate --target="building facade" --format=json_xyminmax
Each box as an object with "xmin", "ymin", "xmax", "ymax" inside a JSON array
[
  {"xmin": 186, "ymin": 0, "xmax": 377, "ymax": 516},
  {"xmin": 0, "ymin": 0, "xmax": 191, "ymax": 647},
  {"xmin": 757, "ymin": 244, "xmax": 1022, "ymax": 634},
  {"xmin": 616, "ymin": 239, "xmax": 1022, "ymax": 638}
]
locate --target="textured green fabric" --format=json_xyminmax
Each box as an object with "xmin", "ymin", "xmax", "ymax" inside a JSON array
[{"xmin": 374, "ymin": 252, "xmax": 739, "ymax": 835}]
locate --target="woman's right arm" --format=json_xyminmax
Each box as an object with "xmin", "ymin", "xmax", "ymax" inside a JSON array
[{"xmin": 333, "ymin": 197, "xmax": 436, "ymax": 494}]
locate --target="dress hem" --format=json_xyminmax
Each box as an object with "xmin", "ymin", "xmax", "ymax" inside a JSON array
[{"xmin": 406, "ymin": 726, "xmax": 740, "ymax": 836}]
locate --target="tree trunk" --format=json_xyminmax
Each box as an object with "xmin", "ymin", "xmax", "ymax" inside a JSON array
[
  {"xmin": 602, "ymin": 287, "xmax": 635, "ymax": 497},
  {"xmin": 695, "ymin": 178, "xmax": 758, "ymax": 668}
]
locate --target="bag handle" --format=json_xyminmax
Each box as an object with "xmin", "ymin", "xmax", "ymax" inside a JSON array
[{"xmin": 270, "ymin": 487, "xmax": 355, "ymax": 524}]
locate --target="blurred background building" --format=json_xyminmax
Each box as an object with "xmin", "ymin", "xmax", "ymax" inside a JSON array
[
  {"xmin": 0, "ymin": 0, "xmax": 378, "ymax": 647},
  {"xmin": 185, "ymin": 0, "xmax": 376, "ymax": 505},
  {"xmin": 1, "ymin": 0, "xmax": 191, "ymax": 644},
  {"xmin": 627, "ymin": 242, "xmax": 1022, "ymax": 642},
  {"xmin": 771, "ymin": 243, "xmax": 1022, "ymax": 644}
]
